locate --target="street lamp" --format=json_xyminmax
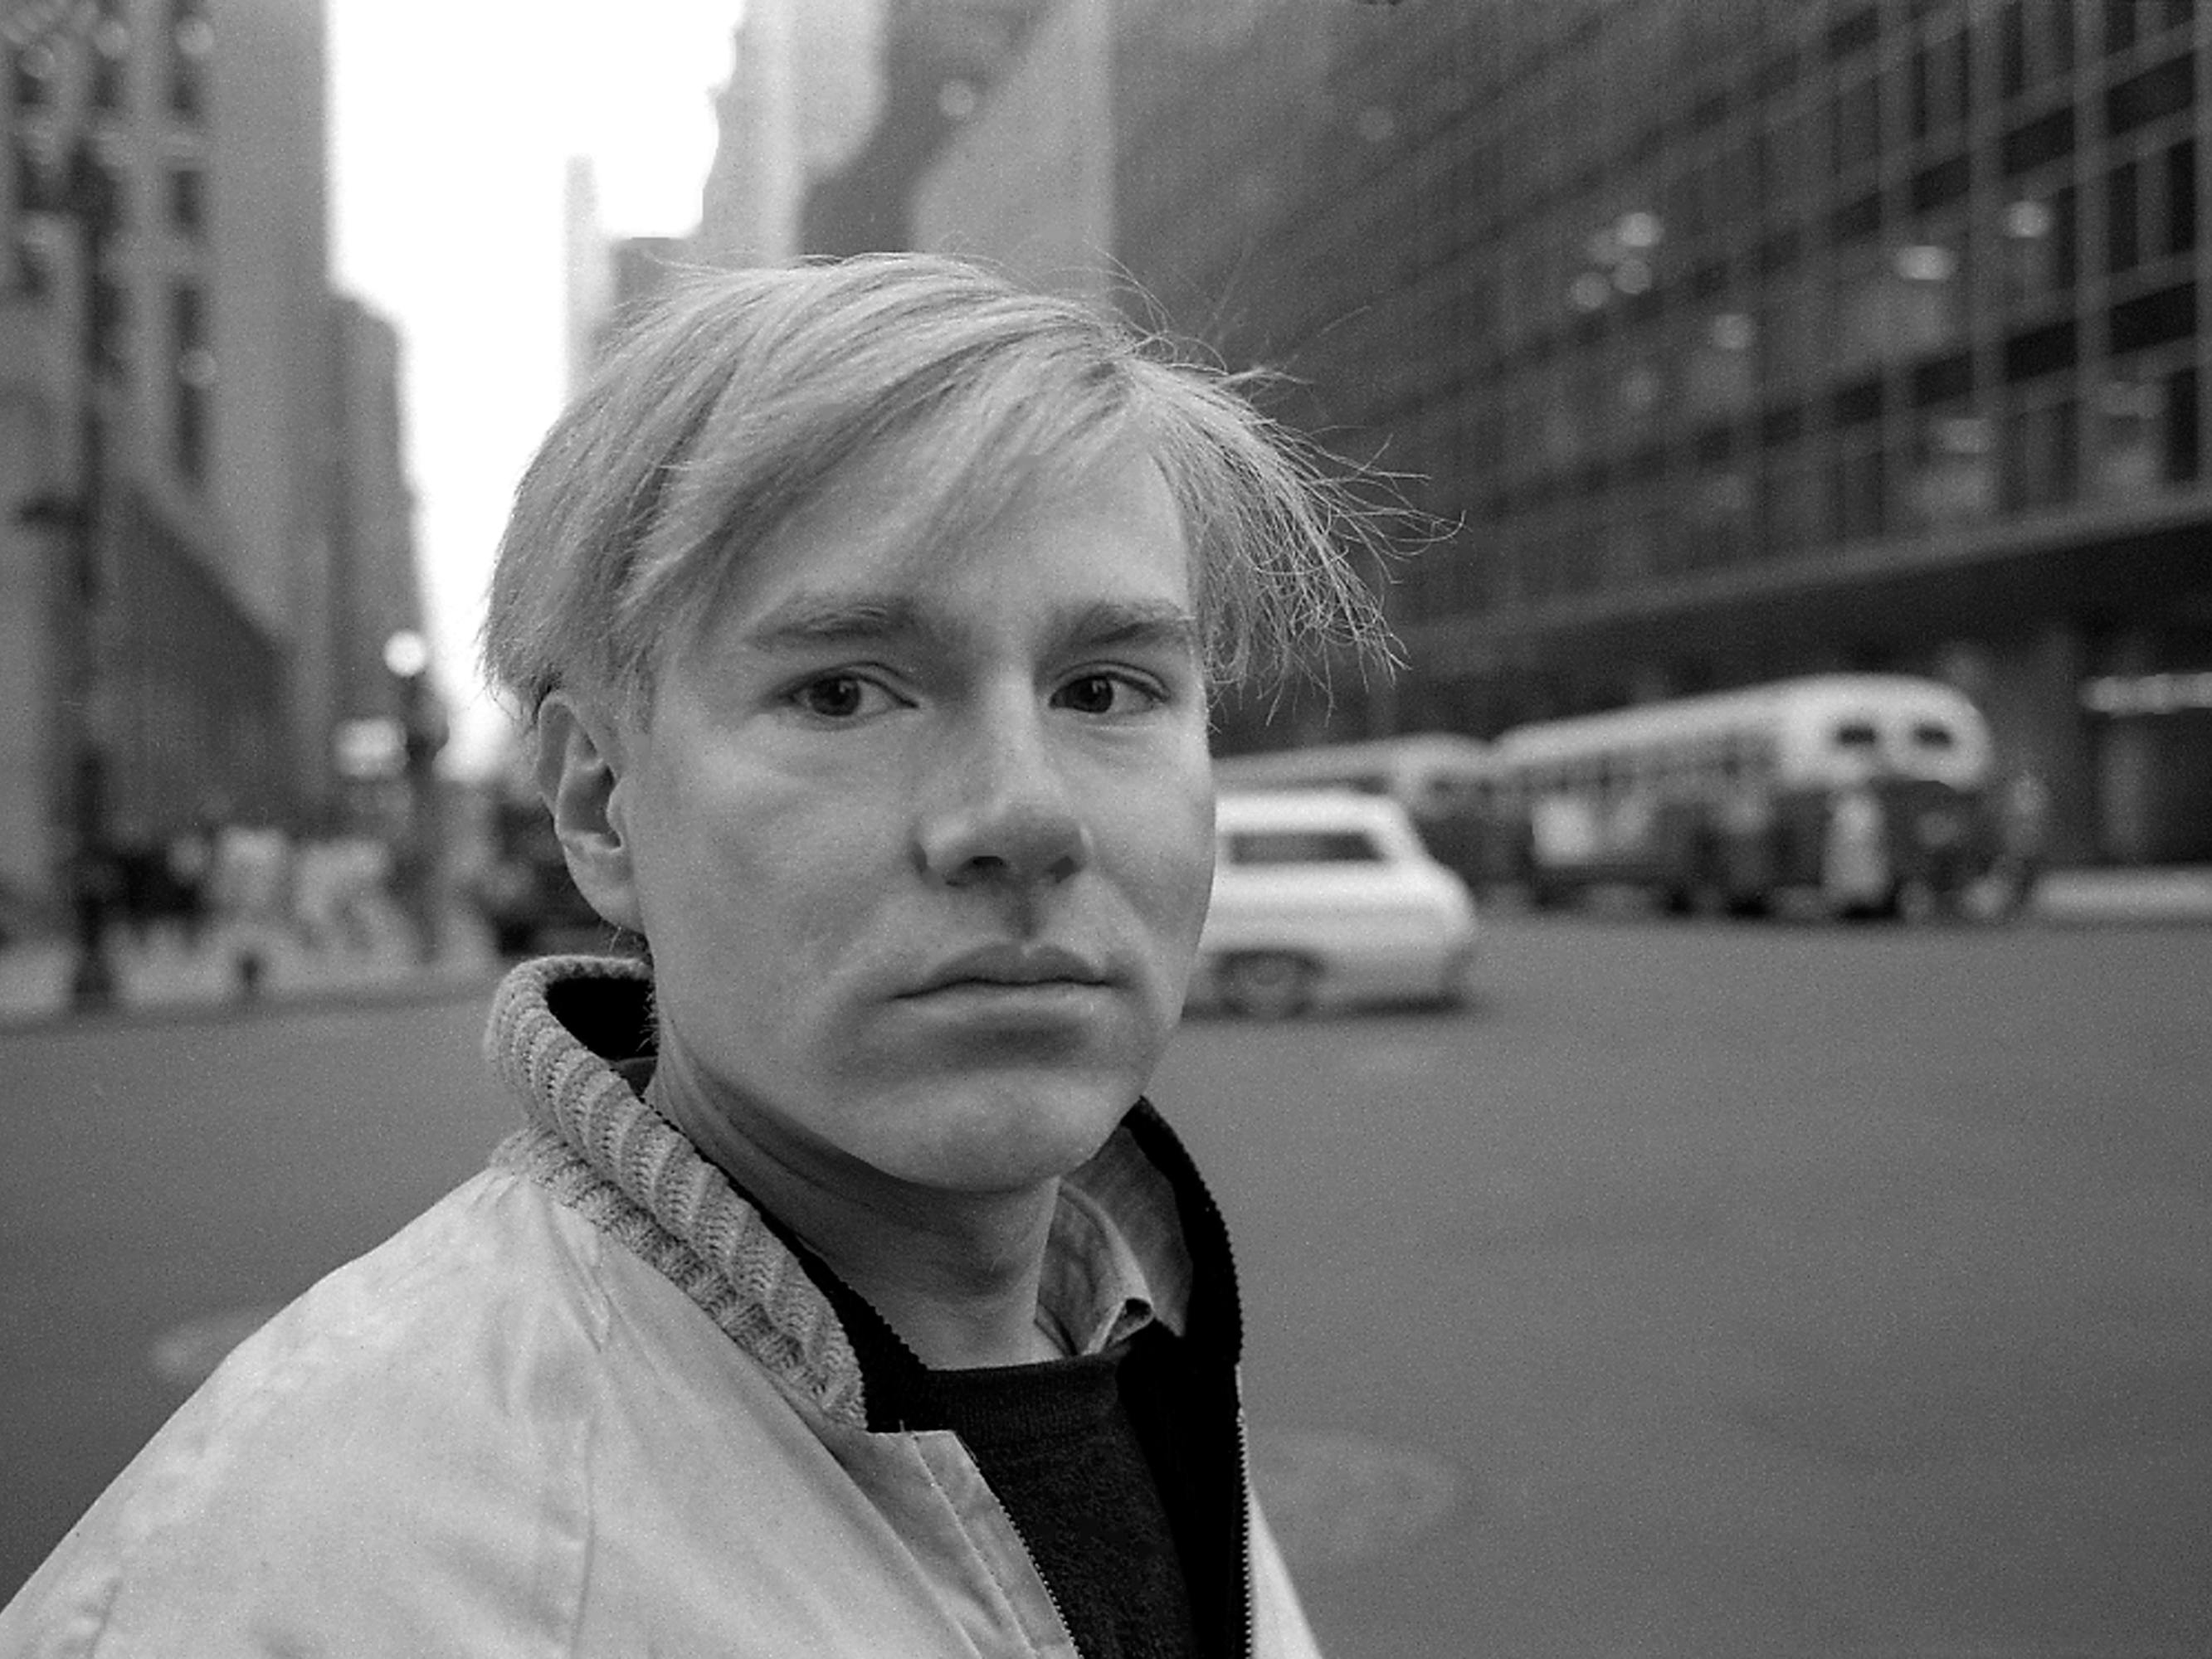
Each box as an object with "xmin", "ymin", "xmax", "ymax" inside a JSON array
[
  {"xmin": 382, "ymin": 630, "xmax": 446, "ymax": 961},
  {"xmin": 12, "ymin": 129, "xmax": 126, "ymax": 1009}
]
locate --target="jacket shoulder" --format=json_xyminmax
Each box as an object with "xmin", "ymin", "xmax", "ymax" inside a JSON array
[{"xmin": 0, "ymin": 1173, "xmax": 618, "ymax": 1656}]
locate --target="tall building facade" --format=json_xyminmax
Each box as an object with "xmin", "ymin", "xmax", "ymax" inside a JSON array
[
  {"xmin": 929, "ymin": 0, "xmax": 2209, "ymax": 865},
  {"xmin": 801, "ymin": 0, "xmax": 1049, "ymax": 255},
  {"xmin": 1096, "ymin": 0, "xmax": 2212, "ymax": 864},
  {"xmin": 694, "ymin": 0, "xmax": 883, "ymax": 269},
  {"xmin": 325, "ymin": 294, "xmax": 426, "ymax": 827},
  {"xmin": 1, "ymin": 0, "xmax": 409, "ymax": 916},
  {"xmin": 913, "ymin": 0, "xmax": 1114, "ymax": 299}
]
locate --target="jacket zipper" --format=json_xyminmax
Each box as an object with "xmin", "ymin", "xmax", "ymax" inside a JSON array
[
  {"xmin": 1235, "ymin": 1383, "xmax": 1256, "ymax": 1659},
  {"xmin": 1001, "ymin": 1509, "xmax": 1081, "ymax": 1657}
]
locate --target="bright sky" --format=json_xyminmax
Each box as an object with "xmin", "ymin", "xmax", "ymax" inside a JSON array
[{"xmin": 327, "ymin": 1, "xmax": 742, "ymax": 775}]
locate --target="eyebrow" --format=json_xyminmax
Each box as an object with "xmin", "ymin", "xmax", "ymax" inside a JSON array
[{"xmin": 740, "ymin": 591, "xmax": 1201, "ymax": 661}]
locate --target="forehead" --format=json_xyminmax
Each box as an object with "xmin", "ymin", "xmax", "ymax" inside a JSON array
[{"xmin": 693, "ymin": 443, "xmax": 1196, "ymax": 652}]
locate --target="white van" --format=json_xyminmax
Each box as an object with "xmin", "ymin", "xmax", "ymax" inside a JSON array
[{"xmin": 1195, "ymin": 790, "xmax": 1480, "ymax": 1018}]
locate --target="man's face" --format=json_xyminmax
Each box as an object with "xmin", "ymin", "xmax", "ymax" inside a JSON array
[{"xmin": 606, "ymin": 448, "xmax": 1216, "ymax": 1194}]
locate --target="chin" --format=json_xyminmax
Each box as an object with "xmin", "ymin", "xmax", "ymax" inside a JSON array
[{"xmin": 891, "ymin": 1076, "xmax": 1138, "ymax": 1194}]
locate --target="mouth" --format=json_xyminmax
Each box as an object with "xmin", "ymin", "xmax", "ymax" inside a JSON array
[{"xmin": 905, "ymin": 943, "xmax": 1114, "ymax": 997}]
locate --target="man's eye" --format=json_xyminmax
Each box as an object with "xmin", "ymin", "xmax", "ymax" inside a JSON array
[
  {"xmin": 1055, "ymin": 674, "xmax": 1157, "ymax": 715},
  {"xmin": 789, "ymin": 674, "xmax": 897, "ymax": 720}
]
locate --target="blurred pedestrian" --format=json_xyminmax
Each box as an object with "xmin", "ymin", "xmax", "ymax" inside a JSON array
[
  {"xmin": 0, "ymin": 255, "xmax": 1395, "ymax": 1655},
  {"xmin": 1992, "ymin": 766, "xmax": 2054, "ymax": 919},
  {"xmin": 1822, "ymin": 770, "xmax": 1891, "ymax": 917},
  {"xmin": 162, "ymin": 816, "xmax": 215, "ymax": 948},
  {"xmin": 209, "ymin": 818, "xmax": 292, "ymax": 1000},
  {"xmin": 291, "ymin": 834, "xmax": 390, "ymax": 956}
]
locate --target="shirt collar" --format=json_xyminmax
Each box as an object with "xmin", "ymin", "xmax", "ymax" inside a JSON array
[{"xmin": 1040, "ymin": 1178, "xmax": 1159, "ymax": 1355}]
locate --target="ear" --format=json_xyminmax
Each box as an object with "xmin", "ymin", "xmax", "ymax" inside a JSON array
[{"xmin": 535, "ymin": 691, "xmax": 645, "ymax": 935}]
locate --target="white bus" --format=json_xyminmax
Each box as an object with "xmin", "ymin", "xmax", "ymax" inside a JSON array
[
  {"xmin": 1212, "ymin": 732, "xmax": 1495, "ymax": 820},
  {"xmin": 1483, "ymin": 674, "xmax": 1999, "ymax": 917}
]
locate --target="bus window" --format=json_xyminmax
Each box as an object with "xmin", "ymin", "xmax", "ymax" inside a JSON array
[{"xmin": 1225, "ymin": 830, "xmax": 1386, "ymax": 866}]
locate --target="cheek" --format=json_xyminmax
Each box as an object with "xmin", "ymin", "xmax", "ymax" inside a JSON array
[
  {"xmin": 1116, "ymin": 777, "xmax": 1217, "ymax": 940},
  {"xmin": 633, "ymin": 773, "xmax": 879, "ymax": 971}
]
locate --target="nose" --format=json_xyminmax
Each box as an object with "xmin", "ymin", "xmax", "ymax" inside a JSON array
[{"xmin": 917, "ymin": 705, "xmax": 1092, "ymax": 893}]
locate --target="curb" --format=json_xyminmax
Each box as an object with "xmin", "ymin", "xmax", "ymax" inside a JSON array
[{"xmin": 0, "ymin": 961, "xmax": 504, "ymax": 1036}]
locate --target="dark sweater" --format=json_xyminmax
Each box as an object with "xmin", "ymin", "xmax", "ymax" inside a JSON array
[
  {"xmin": 606, "ymin": 1055, "xmax": 1229, "ymax": 1657},
  {"xmin": 766, "ymin": 1216, "xmax": 1209, "ymax": 1659}
]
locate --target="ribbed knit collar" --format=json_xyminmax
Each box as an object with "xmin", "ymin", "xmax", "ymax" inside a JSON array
[
  {"xmin": 485, "ymin": 953, "xmax": 870, "ymax": 1425},
  {"xmin": 480, "ymin": 955, "xmax": 1227, "ymax": 1430}
]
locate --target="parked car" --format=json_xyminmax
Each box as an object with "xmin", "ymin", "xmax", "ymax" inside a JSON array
[{"xmin": 1195, "ymin": 790, "xmax": 1480, "ymax": 1018}]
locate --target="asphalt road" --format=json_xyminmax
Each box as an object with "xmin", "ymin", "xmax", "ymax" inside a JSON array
[{"xmin": 3, "ymin": 916, "xmax": 2208, "ymax": 1656}]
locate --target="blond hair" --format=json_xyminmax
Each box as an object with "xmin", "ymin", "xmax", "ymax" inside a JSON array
[{"xmin": 482, "ymin": 253, "xmax": 1396, "ymax": 722}]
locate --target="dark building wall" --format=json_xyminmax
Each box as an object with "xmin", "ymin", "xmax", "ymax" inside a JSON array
[
  {"xmin": 1108, "ymin": 0, "xmax": 2212, "ymax": 862},
  {"xmin": 803, "ymin": 0, "xmax": 1046, "ymax": 255},
  {"xmin": 2, "ymin": 0, "xmax": 383, "ymax": 874},
  {"xmin": 105, "ymin": 488, "xmax": 286, "ymax": 835}
]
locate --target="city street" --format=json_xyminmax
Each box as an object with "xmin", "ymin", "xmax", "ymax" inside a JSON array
[{"xmin": 4, "ymin": 914, "xmax": 2209, "ymax": 1656}]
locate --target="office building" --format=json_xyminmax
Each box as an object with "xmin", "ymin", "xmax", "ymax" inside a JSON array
[
  {"xmin": 1, "ymin": 0, "xmax": 398, "ymax": 915},
  {"xmin": 801, "ymin": 0, "xmax": 1049, "ymax": 255},
  {"xmin": 694, "ymin": 0, "xmax": 883, "ymax": 269},
  {"xmin": 1090, "ymin": 0, "xmax": 2212, "ymax": 863}
]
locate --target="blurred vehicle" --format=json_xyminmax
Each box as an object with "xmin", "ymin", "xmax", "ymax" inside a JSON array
[
  {"xmin": 1195, "ymin": 790, "xmax": 1479, "ymax": 1019},
  {"xmin": 1212, "ymin": 732, "xmax": 1494, "ymax": 818},
  {"xmin": 1212, "ymin": 732, "xmax": 1503, "ymax": 888},
  {"xmin": 469, "ymin": 793, "xmax": 614, "ymax": 960},
  {"xmin": 0, "ymin": 876, "xmax": 39, "ymax": 950},
  {"xmin": 1469, "ymin": 674, "xmax": 2000, "ymax": 920}
]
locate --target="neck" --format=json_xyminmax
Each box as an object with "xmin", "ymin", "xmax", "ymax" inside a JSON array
[{"xmin": 645, "ymin": 1049, "xmax": 1063, "ymax": 1370}]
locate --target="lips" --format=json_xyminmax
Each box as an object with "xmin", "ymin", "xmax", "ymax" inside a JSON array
[{"xmin": 905, "ymin": 943, "xmax": 1112, "ymax": 996}]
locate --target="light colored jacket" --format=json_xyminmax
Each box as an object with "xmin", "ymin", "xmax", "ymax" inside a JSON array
[{"xmin": 0, "ymin": 957, "xmax": 1322, "ymax": 1657}]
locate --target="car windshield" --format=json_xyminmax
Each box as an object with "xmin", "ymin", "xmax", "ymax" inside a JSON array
[{"xmin": 1225, "ymin": 830, "xmax": 1386, "ymax": 865}]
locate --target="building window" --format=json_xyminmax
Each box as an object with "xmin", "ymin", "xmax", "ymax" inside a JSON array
[
  {"xmin": 172, "ymin": 281, "xmax": 212, "ymax": 484},
  {"xmin": 170, "ymin": 0, "xmax": 212, "ymax": 123},
  {"xmin": 168, "ymin": 165, "xmax": 205, "ymax": 237},
  {"xmin": 174, "ymin": 377, "xmax": 209, "ymax": 483},
  {"xmin": 91, "ymin": 271, "xmax": 129, "ymax": 373},
  {"xmin": 83, "ymin": 154, "xmax": 125, "ymax": 233},
  {"xmin": 11, "ymin": 41, "xmax": 56, "ymax": 109},
  {"xmin": 2106, "ymin": 134, "xmax": 2198, "ymax": 280},
  {"xmin": 14, "ymin": 236, "xmax": 51, "ymax": 299},
  {"xmin": 90, "ymin": 14, "xmax": 129, "ymax": 112},
  {"xmin": 2004, "ymin": 385, "xmax": 2080, "ymax": 508},
  {"xmin": 1998, "ymin": 0, "xmax": 2076, "ymax": 100},
  {"xmin": 2000, "ymin": 183, "xmax": 2078, "ymax": 306},
  {"xmin": 1830, "ymin": 241, "xmax": 1891, "ymax": 371},
  {"xmin": 1832, "ymin": 73, "xmax": 1883, "ymax": 179},
  {"xmin": 2099, "ymin": 0, "xmax": 2189, "ymax": 57},
  {"xmin": 2165, "ymin": 138, "xmax": 2197, "ymax": 258},
  {"xmin": 2108, "ymin": 157, "xmax": 2143, "ymax": 273},
  {"xmin": 1684, "ymin": 463, "xmax": 1752, "ymax": 567},
  {"xmin": 171, "ymin": 280, "xmax": 204, "ymax": 352},
  {"xmin": 1910, "ymin": 27, "xmax": 1973, "ymax": 141},
  {"xmin": 1685, "ymin": 309, "xmax": 1759, "ymax": 418},
  {"xmin": 1907, "ymin": 407, "xmax": 1999, "ymax": 529},
  {"xmin": 1761, "ymin": 444, "xmax": 1825, "ymax": 555},
  {"xmin": 1833, "ymin": 431, "xmax": 1888, "ymax": 542},
  {"xmin": 12, "ymin": 143, "xmax": 46, "ymax": 216},
  {"xmin": 1763, "ymin": 270, "xmax": 1821, "ymax": 389},
  {"xmin": 2088, "ymin": 370, "xmax": 2175, "ymax": 494},
  {"xmin": 2166, "ymin": 363, "xmax": 2201, "ymax": 482}
]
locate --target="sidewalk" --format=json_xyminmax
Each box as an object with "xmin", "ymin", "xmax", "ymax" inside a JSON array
[
  {"xmin": 0, "ymin": 909, "xmax": 500, "ymax": 1029},
  {"xmin": 2030, "ymin": 864, "xmax": 2212, "ymax": 926}
]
